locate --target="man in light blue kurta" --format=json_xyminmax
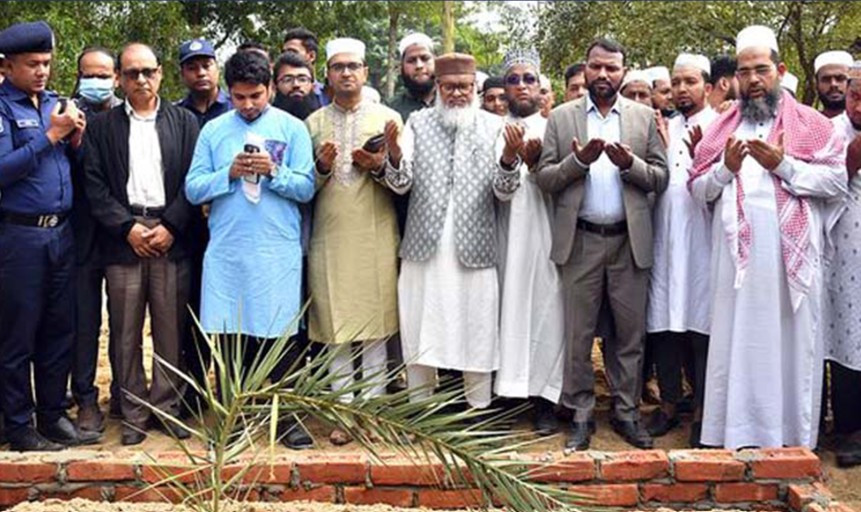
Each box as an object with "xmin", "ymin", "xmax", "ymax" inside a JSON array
[{"xmin": 185, "ymin": 52, "xmax": 314, "ymax": 341}]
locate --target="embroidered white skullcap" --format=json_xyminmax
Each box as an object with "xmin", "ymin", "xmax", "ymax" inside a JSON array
[
  {"xmin": 622, "ymin": 69, "xmax": 652, "ymax": 89},
  {"xmin": 736, "ymin": 25, "xmax": 778, "ymax": 55},
  {"xmin": 503, "ymin": 48, "xmax": 541, "ymax": 73},
  {"xmin": 781, "ymin": 71, "xmax": 798, "ymax": 95},
  {"xmin": 645, "ymin": 66, "xmax": 670, "ymax": 84},
  {"xmin": 814, "ymin": 50, "xmax": 853, "ymax": 74},
  {"xmin": 326, "ymin": 37, "xmax": 365, "ymax": 61},
  {"xmin": 539, "ymin": 74, "xmax": 552, "ymax": 90},
  {"xmin": 398, "ymin": 32, "xmax": 434, "ymax": 59},
  {"xmin": 673, "ymin": 53, "xmax": 711, "ymax": 75}
]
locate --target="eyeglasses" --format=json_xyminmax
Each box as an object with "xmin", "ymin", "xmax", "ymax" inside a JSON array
[
  {"xmin": 277, "ymin": 75, "xmax": 312, "ymax": 86},
  {"xmin": 328, "ymin": 62, "xmax": 364, "ymax": 74},
  {"xmin": 121, "ymin": 67, "xmax": 159, "ymax": 81},
  {"xmin": 735, "ymin": 64, "xmax": 775, "ymax": 79},
  {"xmin": 504, "ymin": 73, "xmax": 538, "ymax": 86},
  {"xmin": 439, "ymin": 81, "xmax": 474, "ymax": 94}
]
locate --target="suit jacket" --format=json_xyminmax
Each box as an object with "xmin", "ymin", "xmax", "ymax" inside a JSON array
[
  {"xmin": 535, "ymin": 95, "xmax": 668, "ymax": 269},
  {"xmin": 83, "ymin": 99, "xmax": 200, "ymax": 265}
]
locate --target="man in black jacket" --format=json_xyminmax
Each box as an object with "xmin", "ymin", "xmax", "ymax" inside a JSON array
[{"xmin": 84, "ymin": 43, "xmax": 199, "ymax": 446}]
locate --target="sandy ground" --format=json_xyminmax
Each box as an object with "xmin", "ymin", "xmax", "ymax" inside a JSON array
[{"xmin": 76, "ymin": 317, "xmax": 860, "ymax": 510}]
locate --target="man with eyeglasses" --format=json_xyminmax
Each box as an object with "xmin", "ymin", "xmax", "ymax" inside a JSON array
[
  {"xmin": 84, "ymin": 43, "xmax": 200, "ymax": 446},
  {"xmin": 814, "ymin": 50, "xmax": 853, "ymax": 120},
  {"xmin": 825, "ymin": 62, "xmax": 861, "ymax": 467},
  {"xmin": 282, "ymin": 27, "xmax": 329, "ymax": 107},
  {"xmin": 305, "ymin": 38, "xmax": 403, "ymax": 446},
  {"xmin": 0, "ymin": 20, "xmax": 96, "ymax": 452},
  {"xmin": 383, "ymin": 52, "xmax": 521, "ymax": 415},
  {"xmin": 535, "ymin": 38, "xmax": 668, "ymax": 451},
  {"xmin": 273, "ymin": 52, "xmax": 320, "ymax": 121},
  {"xmin": 690, "ymin": 26, "xmax": 847, "ymax": 450},
  {"xmin": 69, "ymin": 46, "xmax": 123, "ymax": 435},
  {"xmin": 493, "ymin": 49, "xmax": 565, "ymax": 435}
]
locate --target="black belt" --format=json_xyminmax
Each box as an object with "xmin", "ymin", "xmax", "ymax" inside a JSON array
[
  {"xmin": 0, "ymin": 211, "xmax": 68, "ymax": 228},
  {"xmin": 577, "ymin": 219, "xmax": 628, "ymax": 236},
  {"xmin": 130, "ymin": 205, "xmax": 165, "ymax": 218}
]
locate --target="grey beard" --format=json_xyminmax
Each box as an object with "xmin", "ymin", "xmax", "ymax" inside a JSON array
[
  {"xmin": 435, "ymin": 95, "xmax": 478, "ymax": 130},
  {"xmin": 741, "ymin": 85, "xmax": 781, "ymax": 123},
  {"xmin": 508, "ymin": 97, "xmax": 540, "ymax": 118}
]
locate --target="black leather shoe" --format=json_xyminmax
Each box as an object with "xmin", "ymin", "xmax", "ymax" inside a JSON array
[
  {"xmin": 532, "ymin": 398, "xmax": 559, "ymax": 436},
  {"xmin": 565, "ymin": 421, "xmax": 592, "ymax": 450},
  {"xmin": 279, "ymin": 417, "xmax": 314, "ymax": 450},
  {"xmin": 836, "ymin": 438, "xmax": 861, "ymax": 468},
  {"xmin": 645, "ymin": 408, "xmax": 680, "ymax": 437},
  {"xmin": 121, "ymin": 426, "xmax": 147, "ymax": 446},
  {"xmin": 611, "ymin": 417, "xmax": 654, "ymax": 449},
  {"xmin": 76, "ymin": 404, "xmax": 105, "ymax": 433},
  {"xmin": 38, "ymin": 416, "xmax": 101, "ymax": 446},
  {"xmin": 688, "ymin": 421, "xmax": 704, "ymax": 448},
  {"xmin": 108, "ymin": 398, "xmax": 122, "ymax": 419},
  {"xmin": 9, "ymin": 427, "xmax": 64, "ymax": 452},
  {"xmin": 677, "ymin": 395, "xmax": 695, "ymax": 415}
]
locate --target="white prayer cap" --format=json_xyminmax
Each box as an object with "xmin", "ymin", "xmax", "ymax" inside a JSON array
[
  {"xmin": 781, "ymin": 71, "xmax": 798, "ymax": 96},
  {"xmin": 645, "ymin": 66, "xmax": 670, "ymax": 84},
  {"xmin": 673, "ymin": 53, "xmax": 711, "ymax": 76},
  {"xmin": 476, "ymin": 70, "xmax": 489, "ymax": 92},
  {"xmin": 622, "ymin": 69, "xmax": 652, "ymax": 89},
  {"xmin": 325, "ymin": 37, "xmax": 365, "ymax": 61},
  {"xmin": 362, "ymin": 86, "xmax": 381, "ymax": 103},
  {"xmin": 398, "ymin": 32, "xmax": 434, "ymax": 59},
  {"xmin": 540, "ymin": 74, "xmax": 552, "ymax": 90},
  {"xmin": 814, "ymin": 50, "xmax": 853, "ymax": 74},
  {"xmin": 736, "ymin": 25, "xmax": 778, "ymax": 55}
]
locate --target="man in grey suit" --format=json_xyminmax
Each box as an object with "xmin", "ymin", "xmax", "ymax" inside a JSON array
[{"xmin": 535, "ymin": 38, "xmax": 668, "ymax": 450}]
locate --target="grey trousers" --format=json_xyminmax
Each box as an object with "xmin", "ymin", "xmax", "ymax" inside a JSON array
[
  {"xmin": 105, "ymin": 252, "xmax": 190, "ymax": 428},
  {"xmin": 559, "ymin": 230, "xmax": 649, "ymax": 422}
]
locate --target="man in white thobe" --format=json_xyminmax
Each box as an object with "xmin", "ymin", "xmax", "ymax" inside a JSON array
[
  {"xmin": 382, "ymin": 53, "xmax": 521, "ymax": 410},
  {"xmin": 825, "ymin": 61, "xmax": 861, "ymax": 467},
  {"xmin": 493, "ymin": 49, "xmax": 565, "ymax": 434},
  {"xmin": 689, "ymin": 26, "xmax": 847, "ymax": 449},
  {"xmin": 645, "ymin": 54, "xmax": 718, "ymax": 447}
]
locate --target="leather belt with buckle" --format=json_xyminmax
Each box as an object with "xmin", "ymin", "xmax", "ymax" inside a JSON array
[
  {"xmin": 130, "ymin": 205, "xmax": 165, "ymax": 218},
  {"xmin": 577, "ymin": 218, "xmax": 628, "ymax": 237},
  {"xmin": 0, "ymin": 211, "xmax": 68, "ymax": 228}
]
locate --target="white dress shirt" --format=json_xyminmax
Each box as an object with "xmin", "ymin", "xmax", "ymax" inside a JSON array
[
  {"xmin": 125, "ymin": 99, "xmax": 166, "ymax": 208},
  {"xmin": 578, "ymin": 95, "xmax": 625, "ymax": 224}
]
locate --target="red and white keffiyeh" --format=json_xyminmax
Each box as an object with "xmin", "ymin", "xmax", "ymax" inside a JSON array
[{"xmin": 688, "ymin": 89, "xmax": 844, "ymax": 309}]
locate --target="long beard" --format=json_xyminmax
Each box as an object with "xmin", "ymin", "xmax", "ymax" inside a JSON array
[
  {"xmin": 818, "ymin": 91, "xmax": 846, "ymax": 111},
  {"xmin": 740, "ymin": 83, "xmax": 781, "ymax": 123},
  {"xmin": 403, "ymin": 73, "xmax": 435, "ymax": 98},
  {"xmin": 435, "ymin": 95, "xmax": 478, "ymax": 130},
  {"xmin": 272, "ymin": 92, "xmax": 321, "ymax": 120}
]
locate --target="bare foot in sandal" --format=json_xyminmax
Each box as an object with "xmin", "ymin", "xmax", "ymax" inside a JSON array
[{"xmin": 329, "ymin": 428, "xmax": 352, "ymax": 446}]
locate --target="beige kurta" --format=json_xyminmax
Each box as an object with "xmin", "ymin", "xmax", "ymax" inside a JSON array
[{"xmin": 305, "ymin": 100, "xmax": 403, "ymax": 344}]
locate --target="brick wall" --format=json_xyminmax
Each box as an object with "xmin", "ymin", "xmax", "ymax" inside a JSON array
[{"xmin": 0, "ymin": 447, "xmax": 854, "ymax": 511}]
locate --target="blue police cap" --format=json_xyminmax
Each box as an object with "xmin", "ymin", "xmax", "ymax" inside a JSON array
[
  {"xmin": 179, "ymin": 39, "xmax": 216, "ymax": 64},
  {"xmin": 0, "ymin": 21, "xmax": 54, "ymax": 56}
]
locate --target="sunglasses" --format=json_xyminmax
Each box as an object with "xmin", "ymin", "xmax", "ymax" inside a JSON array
[
  {"xmin": 121, "ymin": 67, "xmax": 159, "ymax": 81},
  {"xmin": 504, "ymin": 73, "xmax": 539, "ymax": 86}
]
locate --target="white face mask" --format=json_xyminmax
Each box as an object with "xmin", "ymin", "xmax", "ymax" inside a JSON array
[{"xmin": 78, "ymin": 76, "xmax": 115, "ymax": 103}]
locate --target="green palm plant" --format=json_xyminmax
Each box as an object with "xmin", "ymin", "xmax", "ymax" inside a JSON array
[{"xmin": 132, "ymin": 310, "xmax": 590, "ymax": 512}]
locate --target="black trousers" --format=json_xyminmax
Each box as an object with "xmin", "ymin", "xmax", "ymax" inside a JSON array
[
  {"xmin": 0, "ymin": 222, "xmax": 76, "ymax": 435},
  {"xmin": 182, "ymin": 247, "xmax": 211, "ymax": 401},
  {"xmin": 831, "ymin": 361, "xmax": 861, "ymax": 436},
  {"xmin": 215, "ymin": 335, "xmax": 305, "ymax": 400},
  {"xmin": 649, "ymin": 330, "xmax": 709, "ymax": 409}
]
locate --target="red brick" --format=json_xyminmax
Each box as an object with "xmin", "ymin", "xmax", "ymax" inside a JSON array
[
  {"xmin": 41, "ymin": 485, "xmax": 108, "ymax": 501},
  {"xmin": 788, "ymin": 483, "xmax": 832, "ymax": 512},
  {"xmin": 67, "ymin": 460, "xmax": 136, "ymax": 481},
  {"xmin": 344, "ymin": 486, "xmax": 414, "ymax": 507},
  {"xmin": 672, "ymin": 449, "xmax": 746, "ymax": 481},
  {"xmin": 527, "ymin": 453, "xmax": 595, "ymax": 483},
  {"xmin": 748, "ymin": 448, "xmax": 821, "ymax": 479},
  {"xmin": 141, "ymin": 463, "xmax": 208, "ymax": 484},
  {"xmin": 221, "ymin": 462, "xmax": 293, "ymax": 484},
  {"xmin": 115, "ymin": 485, "xmax": 184, "ymax": 503},
  {"xmin": 369, "ymin": 456, "xmax": 449, "ymax": 486},
  {"xmin": 573, "ymin": 484, "xmax": 639, "ymax": 507},
  {"xmin": 279, "ymin": 485, "xmax": 336, "ymax": 502},
  {"xmin": 0, "ymin": 462, "xmax": 56, "ymax": 483},
  {"xmin": 642, "ymin": 483, "xmax": 709, "ymax": 503},
  {"xmin": 294, "ymin": 453, "xmax": 367, "ymax": 484},
  {"xmin": 715, "ymin": 482, "xmax": 779, "ymax": 503},
  {"xmin": 601, "ymin": 450, "xmax": 669, "ymax": 481},
  {"xmin": 417, "ymin": 488, "xmax": 486, "ymax": 509},
  {"xmin": 0, "ymin": 487, "xmax": 29, "ymax": 506},
  {"xmin": 808, "ymin": 504, "xmax": 828, "ymax": 512},
  {"xmin": 826, "ymin": 504, "xmax": 857, "ymax": 512}
]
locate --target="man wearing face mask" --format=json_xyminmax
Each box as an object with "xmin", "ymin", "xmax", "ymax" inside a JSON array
[{"xmin": 69, "ymin": 46, "xmax": 122, "ymax": 434}]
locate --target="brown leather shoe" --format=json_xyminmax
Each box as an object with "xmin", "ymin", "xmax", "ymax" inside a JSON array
[{"xmin": 76, "ymin": 404, "xmax": 105, "ymax": 433}]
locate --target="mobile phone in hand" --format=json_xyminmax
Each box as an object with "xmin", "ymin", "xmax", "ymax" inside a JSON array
[
  {"xmin": 243, "ymin": 144, "xmax": 261, "ymax": 183},
  {"xmin": 362, "ymin": 133, "xmax": 386, "ymax": 153},
  {"xmin": 58, "ymin": 98, "xmax": 68, "ymax": 115}
]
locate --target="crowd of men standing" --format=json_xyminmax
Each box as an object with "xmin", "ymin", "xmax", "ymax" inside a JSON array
[{"xmin": 0, "ymin": 18, "xmax": 859, "ymax": 469}]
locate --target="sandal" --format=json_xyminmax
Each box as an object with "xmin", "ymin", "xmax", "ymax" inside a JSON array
[{"xmin": 329, "ymin": 428, "xmax": 353, "ymax": 446}]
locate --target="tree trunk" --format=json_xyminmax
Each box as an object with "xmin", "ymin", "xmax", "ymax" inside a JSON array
[
  {"xmin": 386, "ymin": 3, "xmax": 400, "ymax": 101},
  {"xmin": 442, "ymin": 0, "xmax": 455, "ymax": 53}
]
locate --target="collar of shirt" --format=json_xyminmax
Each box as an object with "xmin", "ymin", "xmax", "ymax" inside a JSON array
[
  {"xmin": 125, "ymin": 96, "xmax": 161, "ymax": 121},
  {"xmin": 235, "ymin": 104, "xmax": 271, "ymax": 125},
  {"xmin": 331, "ymin": 97, "xmax": 365, "ymax": 114},
  {"xmin": 585, "ymin": 93, "xmax": 621, "ymax": 117},
  {"xmin": 179, "ymin": 88, "xmax": 230, "ymax": 111}
]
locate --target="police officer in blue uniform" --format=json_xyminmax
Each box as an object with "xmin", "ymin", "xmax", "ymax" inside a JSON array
[{"xmin": 0, "ymin": 21, "xmax": 101, "ymax": 451}]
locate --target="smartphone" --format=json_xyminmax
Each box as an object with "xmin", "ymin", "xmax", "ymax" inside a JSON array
[
  {"xmin": 362, "ymin": 133, "xmax": 386, "ymax": 153},
  {"xmin": 243, "ymin": 144, "xmax": 261, "ymax": 184},
  {"xmin": 58, "ymin": 98, "xmax": 68, "ymax": 115}
]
